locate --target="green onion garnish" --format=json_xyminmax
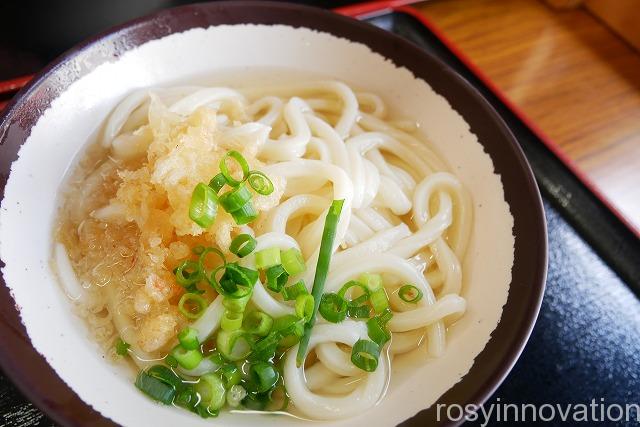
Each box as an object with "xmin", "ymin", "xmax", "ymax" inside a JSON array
[
  {"xmin": 170, "ymin": 345, "xmax": 203, "ymax": 370},
  {"xmin": 229, "ymin": 234, "xmax": 257, "ymax": 258},
  {"xmin": 265, "ymin": 265, "xmax": 288, "ymax": 293},
  {"xmin": 378, "ymin": 307, "xmax": 393, "ymax": 326},
  {"xmin": 226, "ymin": 384, "xmax": 247, "ymax": 407},
  {"xmin": 247, "ymin": 170, "xmax": 274, "ymax": 195},
  {"xmin": 135, "ymin": 365, "xmax": 181, "ymax": 404},
  {"xmin": 255, "ymin": 247, "xmax": 281, "ymax": 270},
  {"xmin": 219, "ymin": 364, "xmax": 241, "ymax": 388},
  {"xmin": 243, "ymin": 311, "xmax": 273, "ymax": 337},
  {"xmin": 178, "ymin": 292, "xmax": 208, "ymax": 319},
  {"xmin": 347, "ymin": 304, "xmax": 371, "ymax": 319},
  {"xmin": 350, "ymin": 339, "xmax": 380, "ymax": 372},
  {"xmin": 223, "ymin": 262, "xmax": 259, "ymax": 289},
  {"xmin": 219, "ymin": 183, "xmax": 252, "ymax": 213},
  {"xmin": 273, "ymin": 315, "xmax": 304, "ymax": 349},
  {"xmin": 296, "ymin": 199, "xmax": 344, "ymax": 366},
  {"xmin": 248, "ymin": 361, "xmax": 280, "ymax": 393},
  {"xmin": 220, "ymin": 150, "xmax": 250, "ymax": 187},
  {"xmin": 209, "ymin": 173, "xmax": 227, "ymax": 193},
  {"xmin": 280, "ymin": 248, "xmax": 306, "ymax": 276},
  {"xmin": 189, "ymin": 183, "xmax": 218, "ymax": 229},
  {"xmin": 115, "ymin": 337, "xmax": 130, "ymax": 356},
  {"xmin": 198, "ymin": 247, "xmax": 226, "ymax": 270},
  {"xmin": 398, "ymin": 284, "xmax": 423, "ymax": 303},
  {"xmin": 367, "ymin": 317, "xmax": 391, "ymax": 347},
  {"xmin": 361, "ymin": 273, "xmax": 388, "ymax": 314},
  {"xmin": 282, "ymin": 280, "xmax": 308, "ymax": 301},
  {"xmin": 165, "ymin": 354, "xmax": 178, "ymax": 368},
  {"xmin": 209, "ymin": 263, "xmax": 257, "ymax": 298},
  {"xmin": 369, "ymin": 288, "xmax": 389, "ymax": 314},
  {"xmin": 250, "ymin": 331, "xmax": 281, "ymax": 361},
  {"xmin": 195, "ymin": 373, "xmax": 226, "ymax": 412},
  {"xmin": 338, "ymin": 280, "xmax": 370, "ymax": 306},
  {"xmin": 222, "ymin": 291, "xmax": 252, "ymax": 312},
  {"xmin": 295, "ymin": 294, "xmax": 315, "ymax": 323},
  {"xmin": 216, "ymin": 329, "xmax": 252, "ymax": 361},
  {"xmin": 175, "ymin": 260, "xmax": 203, "ymax": 287},
  {"xmin": 177, "ymin": 327, "xmax": 200, "ymax": 350},
  {"xmin": 318, "ymin": 293, "xmax": 348, "ymax": 323},
  {"xmin": 221, "ymin": 310, "xmax": 243, "ymax": 332},
  {"xmin": 230, "ymin": 201, "xmax": 258, "ymax": 225}
]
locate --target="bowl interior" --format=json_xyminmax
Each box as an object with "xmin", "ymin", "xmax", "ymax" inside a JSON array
[{"xmin": 0, "ymin": 3, "xmax": 544, "ymax": 427}]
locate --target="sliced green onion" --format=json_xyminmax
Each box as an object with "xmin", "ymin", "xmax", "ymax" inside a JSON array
[
  {"xmin": 268, "ymin": 382, "xmax": 290, "ymax": 411},
  {"xmin": 165, "ymin": 355, "xmax": 178, "ymax": 368},
  {"xmin": 250, "ymin": 331, "xmax": 281, "ymax": 361},
  {"xmin": 148, "ymin": 365, "xmax": 184, "ymax": 390},
  {"xmin": 338, "ymin": 280, "xmax": 370, "ymax": 306},
  {"xmin": 398, "ymin": 284, "xmax": 423, "ymax": 303},
  {"xmin": 249, "ymin": 361, "xmax": 280, "ymax": 393},
  {"xmin": 370, "ymin": 288, "xmax": 389, "ymax": 314},
  {"xmin": 194, "ymin": 405, "xmax": 218, "ymax": 419},
  {"xmin": 297, "ymin": 199, "xmax": 344, "ymax": 366},
  {"xmin": 192, "ymin": 245, "xmax": 206, "ymax": 255},
  {"xmin": 377, "ymin": 307, "xmax": 393, "ymax": 326},
  {"xmin": 221, "ymin": 310, "xmax": 244, "ymax": 332},
  {"xmin": 226, "ymin": 384, "xmax": 247, "ymax": 407},
  {"xmin": 174, "ymin": 385, "xmax": 197, "ymax": 411},
  {"xmin": 222, "ymin": 291, "xmax": 252, "ymax": 312},
  {"xmin": 265, "ymin": 265, "xmax": 289, "ymax": 293},
  {"xmin": 171, "ymin": 345, "xmax": 203, "ymax": 370},
  {"xmin": 224, "ymin": 262, "xmax": 259, "ymax": 288},
  {"xmin": 219, "ymin": 183, "xmax": 252, "ymax": 213},
  {"xmin": 178, "ymin": 327, "xmax": 200, "ymax": 350},
  {"xmin": 220, "ymin": 150, "xmax": 250, "ymax": 187},
  {"xmin": 243, "ymin": 311, "xmax": 273, "ymax": 337},
  {"xmin": 367, "ymin": 317, "xmax": 391, "ymax": 346},
  {"xmin": 209, "ymin": 350, "xmax": 226, "ymax": 366},
  {"xmin": 198, "ymin": 247, "xmax": 226, "ymax": 270},
  {"xmin": 219, "ymin": 364, "xmax": 241, "ymax": 388},
  {"xmin": 281, "ymin": 248, "xmax": 306, "ymax": 276},
  {"xmin": 209, "ymin": 173, "xmax": 227, "ymax": 193},
  {"xmin": 135, "ymin": 366, "xmax": 179, "ymax": 404},
  {"xmin": 115, "ymin": 337, "xmax": 130, "ymax": 356},
  {"xmin": 247, "ymin": 170, "xmax": 274, "ymax": 195},
  {"xmin": 216, "ymin": 330, "xmax": 252, "ymax": 361},
  {"xmin": 208, "ymin": 265, "xmax": 236, "ymax": 295},
  {"xmin": 178, "ymin": 292, "xmax": 208, "ymax": 319},
  {"xmin": 295, "ymin": 294, "xmax": 314, "ymax": 323},
  {"xmin": 319, "ymin": 293, "xmax": 348, "ymax": 323},
  {"xmin": 175, "ymin": 260, "xmax": 203, "ymax": 287},
  {"xmin": 360, "ymin": 273, "xmax": 383, "ymax": 291},
  {"xmin": 196, "ymin": 373, "xmax": 226, "ymax": 411},
  {"xmin": 273, "ymin": 315, "xmax": 304, "ymax": 348},
  {"xmin": 282, "ymin": 280, "xmax": 308, "ymax": 301},
  {"xmin": 231, "ymin": 201, "xmax": 259, "ymax": 225},
  {"xmin": 350, "ymin": 339, "xmax": 380, "ymax": 372},
  {"xmin": 255, "ymin": 247, "xmax": 281, "ymax": 270},
  {"xmin": 189, "ymin": 183, "xmax": 218, "ymax": 228},
  {"xmin": 347, "ymin": 304, "xmax": 371, "ymax": 319},
  {"xmin": 229, "ymin": 234, "xmax": 257, "ymax": 258}
]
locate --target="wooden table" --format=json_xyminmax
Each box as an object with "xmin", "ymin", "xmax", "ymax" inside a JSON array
[{"xmin": 417, "ymin": 0, "xmax": 640, "ymax": 234}]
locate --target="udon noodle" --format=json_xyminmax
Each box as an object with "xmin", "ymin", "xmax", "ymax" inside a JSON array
[{"xmin": 54, "ymin": 78, "xmax": 471, "ymax": 420}]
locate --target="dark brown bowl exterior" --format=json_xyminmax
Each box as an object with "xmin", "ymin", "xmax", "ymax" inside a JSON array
[{"xmin": 0, "ymin": 2, "xmax": 547, "ymax": 426}]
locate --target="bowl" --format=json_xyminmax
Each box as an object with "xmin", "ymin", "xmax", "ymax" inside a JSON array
[{"xmin": 0, "ymin": 2, "xmax": 546, "ymax": 426}]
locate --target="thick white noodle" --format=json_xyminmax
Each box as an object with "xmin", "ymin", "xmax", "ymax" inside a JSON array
[{"xmin": 284, "ymin": 322, "xmax": 387, "ymax": 420}]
